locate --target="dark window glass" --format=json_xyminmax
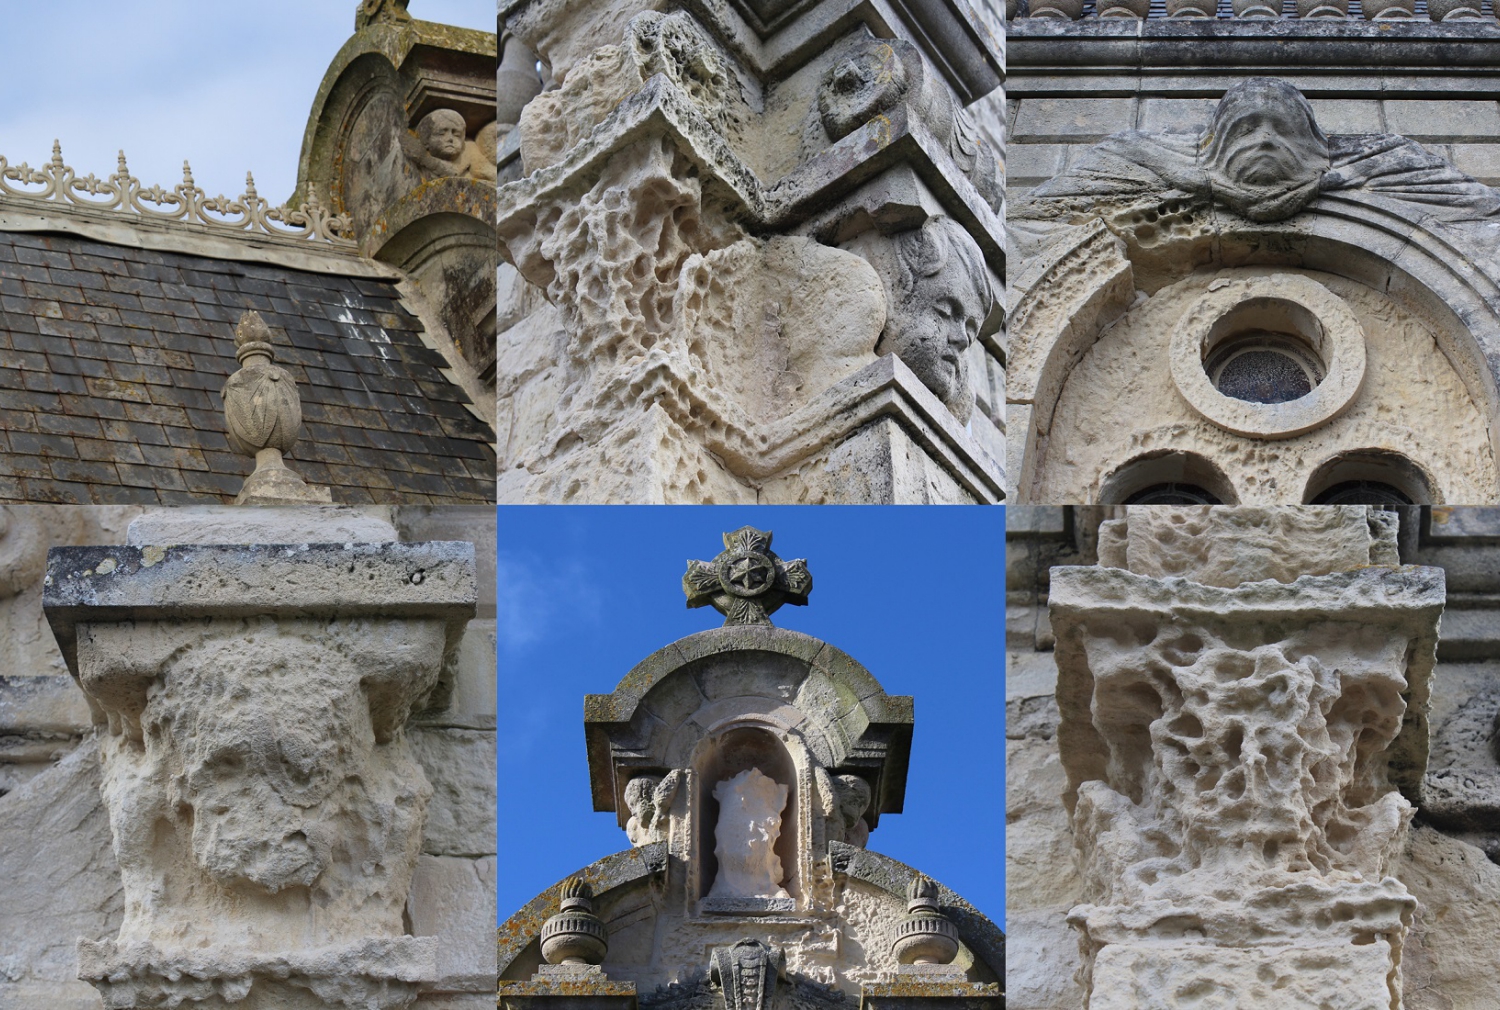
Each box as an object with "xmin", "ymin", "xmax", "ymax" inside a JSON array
[
  {"xmin": 1309, "ymin": 481, "xmax": 1413, "ymax": 506},
  {"xmin": 1123, "ymin": 484, "xmax": 1224, "ymax": 505},
  {"xmin": 1214, "ymin": 349, "xmax": 1314, "ymax": 404}
]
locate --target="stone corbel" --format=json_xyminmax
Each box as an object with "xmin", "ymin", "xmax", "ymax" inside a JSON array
[
  {"xmin": 1049, "ymin": 507, "xmax": 1444, "ymax": 1009},
  {"xmin": 43, "ymin": 540, "xmax": 476, "ymax": 1010}
]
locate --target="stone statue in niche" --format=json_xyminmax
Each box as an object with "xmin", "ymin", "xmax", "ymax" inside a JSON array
[
  {"xmin": 709, "ymin": 768, "xmax": 791, "ymax": 902},
  {"xmin": 624, "ymin": 770, "xmax": 681, "ymax": 846},
  {"xmin": 856, "ymin": 216, "xmax": 993, "ymax": 424},
  {"xmin": 1013, "ymin": 77, "xmax": 1500, "ymax": 248}
]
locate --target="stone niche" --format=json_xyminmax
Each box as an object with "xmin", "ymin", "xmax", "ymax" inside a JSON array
[
  {"xmin": 1007, "ymin": 78, "xmax": 1500, "ymax": 505},
  {"xmin": 494, "ymin": 0, "xmax": 1007, "ymax": 503},
  {"xmin": 293, "ymin": 2, "xmax": 500, "ymax": 395},
  {"xmin": 499, "ymin": 622, "xmax": 1004, "ymax": 1010},
  {"xmin": 696, "ymin": 728, "xmax": 800, "ymax": 912}
]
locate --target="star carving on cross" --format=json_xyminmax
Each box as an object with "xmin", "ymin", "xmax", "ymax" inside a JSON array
[{"xmin": 683, "ymin": 527, "xmax": 812, "ymax": 627}]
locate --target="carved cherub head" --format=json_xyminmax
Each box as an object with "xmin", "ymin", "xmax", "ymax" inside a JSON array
[
  {"xmin": 418, "ymin": 109, "xmax": 467, "ymax": 162},
  {"xmin": 878, "ymin": 216, "xmax": 993, "ymax": 424},
  {"xmin": 1201, "ymin": 78, "xmax": 1329, "ymax": 221}
]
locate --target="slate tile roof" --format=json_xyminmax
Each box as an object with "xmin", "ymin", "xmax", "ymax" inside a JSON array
[{"xmin": 0, "ymin": 231, "xmax": 496, "ymax": 504}]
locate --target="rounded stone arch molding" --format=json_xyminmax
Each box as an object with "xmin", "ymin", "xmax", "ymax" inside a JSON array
[
  {"xmin": 584, "ymin": 625, "xmax": 914, "ymax": 831},
  {"xmin": 291, "ymin": 18, "xmax": 497, "ymax": 229},
  {"xmin": 495, "ymin": 842, "xmax": 1005, "ymax": 985},
  {"xmin": 1098, "ymin": 449, "xmax": 1241, "ymax": 506},
  {"xmin": 1006, "ymin": 194, "xmax": 1500, "ymax": 503}
]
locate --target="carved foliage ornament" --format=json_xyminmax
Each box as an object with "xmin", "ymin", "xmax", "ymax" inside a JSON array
[
  {"xmin": 684, "ymin": 527, "xmax": 811, "ymax": 626},
  {"xmin": 0, "ymin": 142, "xmax": 353, "ymax": 245}
]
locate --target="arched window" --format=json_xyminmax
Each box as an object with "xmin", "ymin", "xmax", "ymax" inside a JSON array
[
  {"xmin": 1302, "ymin": 450, "xmax": 1434, "ymax": 505},
  {"xmin": 1100, "ymin": 451, "xmax": 1239, "ymax": 506}
]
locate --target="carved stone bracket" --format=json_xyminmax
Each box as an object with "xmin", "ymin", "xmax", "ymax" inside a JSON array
[
  {"xmin": 711, "ymin": 939, "xmax": 784, "ymax": 1010},
  {"xmin": 1049, "ymin": 507, "xmax": 1444, "ymax": 1008},
  {"xmin": 495, "ymin": 0, "xmax": 1005, "ymax": 502},
  {"xmin": 43, "ymin": 541, "xmax": 476, "ymax": 1010}
]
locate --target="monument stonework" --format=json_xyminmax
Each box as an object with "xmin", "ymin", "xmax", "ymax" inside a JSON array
[
  {"xmin": 493, "ymin": 0, "xmax": 1007, "ymax": 503},
  {"xmin": 1006, "ymin": 5, "xmax": 1500, "ymax": 505},
  {"xmin": 0, "ymin": 505, "xmax": 498, "ymax": 1009},
  {"xmin": 497, "ymin": 528, "xmax": 1004, "ymax": 1010},
  {"xmin": 1006, "ymin": 505, "xmax": 1500, "ymax": 1009}
]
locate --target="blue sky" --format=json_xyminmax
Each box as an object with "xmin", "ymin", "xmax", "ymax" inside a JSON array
[
  {"xmin": 0, "ymin": 1, "xmax": 494, "ymax": 206},
  {"xmin": 496, "ymin": 506, "xmax": 1005, "ymax": 928}
]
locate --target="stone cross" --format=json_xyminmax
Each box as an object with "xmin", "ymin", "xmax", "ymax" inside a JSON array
[
  {"xmin": 355, "ymin": 0, "xmax": 412, "ymax": 30},
  {"xmin": 684, "ymin": 527, "xmax": 811, "ymax": 626}
]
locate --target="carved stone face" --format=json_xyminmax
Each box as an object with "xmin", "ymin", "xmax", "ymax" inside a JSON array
[
  {"xmin": 155, "ymin": 636, "xmax": 364, "ymax": 892},
  {"xmin": 1203, "ymin": 80, "xmax": 1328, "ymax": 202},
  {"xmin": 1216, "ymin": 107, "xmax": 1320, "ymax": 189},
  {"xmin": 419, "ymin": 110, "xmax": 467, "ymax": 161},
  {"xmin": 819, "ymin": 41, "xmax": 907, "ymax": 142},
  {"xmin": 879, "ymin": 219, "xmax": 989, "ymax": 424}
]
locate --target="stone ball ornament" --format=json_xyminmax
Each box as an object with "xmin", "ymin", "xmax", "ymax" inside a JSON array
[
  {"xmin": 540, "ymin": 877, "xmax": 609, "ymax": 966},
  {"xmin": 222, "ymin": 310, "xmax": 304, "ymax": 458},
  {"xmin": 891, "ymin": 873, "xmax": 960, "ymax": 966},
  {"xmin": 684, "ymin": 527, "xmax": 812, "ymax": 626}
]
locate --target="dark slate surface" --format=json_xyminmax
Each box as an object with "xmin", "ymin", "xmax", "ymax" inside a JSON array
[{"xmin": 0, "ymin": 230, "xmax": 495, "ymax": 504}]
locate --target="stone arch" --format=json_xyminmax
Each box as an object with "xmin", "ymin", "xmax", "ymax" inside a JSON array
[
  {"xmin": 1098, "ymin": 450, "xmax": 1240, "ymax": 505},
  {"xmin": 584, "ymin": 626, "xmax": 913, "ymax": 832},
  {"xmin": 1007, "ymin": 198, "xmax": 1500, "ymax": 503},
  {"xmin": 1303, "ymin": 448, "xmax": 1439, "ymax": 505}
]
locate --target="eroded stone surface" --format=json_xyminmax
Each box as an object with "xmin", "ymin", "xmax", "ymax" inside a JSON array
[
  {"xmin": 43, "ymin": 538, "xmax": 476, "ymax": 1009},
  {"xmin": 1050, "ymin": 507, "xmax": 1444, "ymax": 1009},
  {"xmin": 496, "ymin": 2, "xmax": 1004, "ymax": 502},
  {"xmin": 710, "ymin": 768, "xmax": 792, "ymax": 901}
]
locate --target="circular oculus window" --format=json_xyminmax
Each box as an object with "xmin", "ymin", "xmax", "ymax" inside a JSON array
[{"xmin": 1169, "ymin": 274, "xmax": 1366, "ymax": 439}]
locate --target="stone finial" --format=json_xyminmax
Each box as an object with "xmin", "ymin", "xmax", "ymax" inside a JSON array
[
  {"xmin": 355, "ymin": 0, "xmax": 411, "ymax": 30},
  {"xmin": 891, "ymin": 874, "xmax": 959, "ymax": 965},
  {"xmin": 684, "ymin": 527, "xmax": 811, "ymax": 627},
  {"xmin": 540, "ymin": 878, "xmax": 608, "ymax": 966},
  {"xmin": 222, "ymin": 310, "xmax": 332, "ymax": 505}
]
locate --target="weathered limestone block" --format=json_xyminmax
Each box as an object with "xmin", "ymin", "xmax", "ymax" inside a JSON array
[
  {"xmin": 1050, "ymin": 506, "xmax": 1444, "ymax": 1009},
  {"xmin": 409, "ymin": 726, "xmax": 496, "ymax": 856},
  {"xmin": 1095, "ymin": 504, "xmax": 1400, "ymax": 586},
  {"xmin": 0, "ymin": 744, "xmax": 122, "ymax": 1009},
  {"xmin": 43, "ymin": 540, "xmax": 476, "ymax": 1010},
  {"xmin": 497, "ymin": 0, "xmax": 1005, "ymax": 502}
]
